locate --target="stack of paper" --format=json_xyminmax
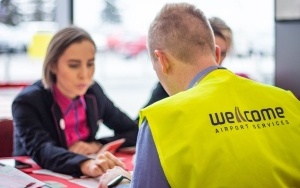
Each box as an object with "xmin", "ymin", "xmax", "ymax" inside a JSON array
[{"xmin": 0, "ymin": 163, "xmax": 45, "ymax": 188}]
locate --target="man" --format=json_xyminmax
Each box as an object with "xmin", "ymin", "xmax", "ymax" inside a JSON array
[
  {"xmin": 99, "ymin": 3, "xmax": 300, "ymax": 188},
  {"xmin": 135, "ymin": 15, "xmax": 243, "ymax": 125}
]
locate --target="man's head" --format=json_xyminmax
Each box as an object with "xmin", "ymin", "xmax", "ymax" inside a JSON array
[{"xmin": 147, "ymin": 3, "xmax": 220, "ymax": 95}]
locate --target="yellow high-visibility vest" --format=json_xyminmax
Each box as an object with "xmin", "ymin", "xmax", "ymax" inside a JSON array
[{"xmin": 139, "ymin": 69, "xmax": 300, "ymax": 188}]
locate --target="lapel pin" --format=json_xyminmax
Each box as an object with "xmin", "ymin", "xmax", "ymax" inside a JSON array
[{"xmin": 59, "ymin": 119, "xmax": 65, "ymax": 130}]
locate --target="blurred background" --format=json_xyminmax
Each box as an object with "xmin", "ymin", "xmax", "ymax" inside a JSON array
[{"xmin": 0, "ymin": 0, "xmax": 276, "ymax": 120}]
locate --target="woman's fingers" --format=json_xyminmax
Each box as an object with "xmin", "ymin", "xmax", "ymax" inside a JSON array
[{"xmin": 95, "ymin": 152, "xmax": 126, "ymax": 171}]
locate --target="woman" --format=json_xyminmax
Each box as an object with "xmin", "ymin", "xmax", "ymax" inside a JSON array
[
  {"xmin": 12, "ymin": 26, "xmax": 138, "ymax": 177},
  {"xmin": 209, "ymin": 16, "xmax": 232, "ymax": 63}
]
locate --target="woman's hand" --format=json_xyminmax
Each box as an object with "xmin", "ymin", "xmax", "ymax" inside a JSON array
[
  {"xmin": 69, "ymin": 141, "xmax": 102, "ymax": 155},
  {"xmin": 98, "ymin": 166, "xmax": 132, "ymax": 188},
  {"xmin": 80, "ymin": 151, "xmax": 126, "ymax": 177}
]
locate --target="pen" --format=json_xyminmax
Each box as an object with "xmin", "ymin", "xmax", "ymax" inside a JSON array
[
  {"xmin": 108, "ymin": 175, "xmax": 131, "ymax": 188},
  {"xmin": 25, "ymin": 182, "xmax": 36, "ymax": 188}
]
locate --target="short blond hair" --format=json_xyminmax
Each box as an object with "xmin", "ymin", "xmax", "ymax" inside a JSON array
[{"xmin": 147, "ymin": 3, "xmax": 215, "ymax": 64}]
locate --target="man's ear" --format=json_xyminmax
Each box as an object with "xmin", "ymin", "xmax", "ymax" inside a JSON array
[
  {"xmin": 215, "ymin": 45, "xmax": 221, "ymax": 65},
  {"xmin": 154, "ymin": 50, "xmax": 169, "ymax": 74}
]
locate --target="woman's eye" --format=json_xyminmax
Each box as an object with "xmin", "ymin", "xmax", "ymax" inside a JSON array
[
  {"xmin": 69, "ymin": 64, "xmax": 79, "ymax": 68},
  {"xmin": 87, "ymin": 62, "xmax": 95, "ymax": 67}
]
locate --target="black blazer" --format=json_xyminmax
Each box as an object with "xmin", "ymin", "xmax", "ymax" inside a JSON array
[
  {"xmin": 136, "ymin": 82, "xmax": 169, "ymax": 122},
  {"xmin": 12, "ymin": 80, "xmax": 138, "ymax": 177}
]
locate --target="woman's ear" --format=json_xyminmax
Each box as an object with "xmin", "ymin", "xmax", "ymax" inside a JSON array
[
  {"xmin": 50, "ymin": 63, "xmax": 57, "ymax": 74},
  {"xmin": 154, "ymin": 50, "xmax": 169, "ymax": 74},
  {"xmin": 215, "ymin": 45, "xmax": 222, "ymax": 65}
]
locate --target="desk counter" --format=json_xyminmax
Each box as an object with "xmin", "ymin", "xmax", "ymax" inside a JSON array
[{"xmin": 0, "ymin": 151, "xmax": 134, "ymax": 188}]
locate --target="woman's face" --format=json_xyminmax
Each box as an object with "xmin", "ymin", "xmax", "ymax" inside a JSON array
[
  {"xmin": 215, "ymin": 36, "xmax": 228, "ymax": 64},
  {"xmin": 52, "ymin": 40, "xmax": 95, "ymax": 99}
]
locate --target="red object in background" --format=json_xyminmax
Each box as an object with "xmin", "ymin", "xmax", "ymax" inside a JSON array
[
  {"xmin": 115, "ymin": 151, "xmax": 134, "ymax": 171},
  {"xmin": 0, "ymin": 83, "xmax": 29, "ymax": 88},
  {"xmin": 235, "ymin": 72, "xmax": 251, "ymax": 79},
  {"xmin": 107, "ymin": 34, "xmax": 122, "ymax": 50},
  {"xmin": 121, "ymin": 35, "xmax": 147, "ymax": 58},
  {"xmin": 106, "ymin": 33, "xmax": 147, "ymax": 58},
  {"xmin": 0, "ymin": 119, "xmax": 13, "ymax": 157}
]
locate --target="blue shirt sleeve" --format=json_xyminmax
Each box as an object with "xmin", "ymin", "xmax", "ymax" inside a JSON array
[{"xmin": 130, "ymin": 120, "xmax": 170, "ymax": 188}]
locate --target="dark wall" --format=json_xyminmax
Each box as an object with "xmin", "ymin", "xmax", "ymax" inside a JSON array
[{"xmin": 275, "ymin": 21, "xmax": 300, "ymax": 99}]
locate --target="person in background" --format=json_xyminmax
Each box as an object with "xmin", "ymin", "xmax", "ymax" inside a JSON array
[
  {"xmin": 210, "ymin": 16, "xmax": 251, "ymax": 79},
  {"xmin": 136, "ymin": 16, "xmax": 248, "ymax": 122},
  {"xmin": 12, "ymin": 26, "xmax": 138, "ymax": 177},
  {"xmin": 99, "ymin": 2, "xmax": 300, "ymax": 188},
  {"xmin": 209, "ymin": 16, "xmax": 232, "ymax": 63}
]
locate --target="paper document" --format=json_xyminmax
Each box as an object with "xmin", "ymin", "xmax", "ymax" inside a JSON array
[
  {"xmin": 69, "ymin": 177, "xmax": 100, "ymax": 188},
  {"xmin": 34, "ymin": 168, "xmax": 100, "ymax": 188},
  {"xmin": 0, "ymin": 163, "xmax": 45, "ymax": 188},
  {"xmin": 33, "ymin": 169, "xmax": 73, "ymax": 180}
]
